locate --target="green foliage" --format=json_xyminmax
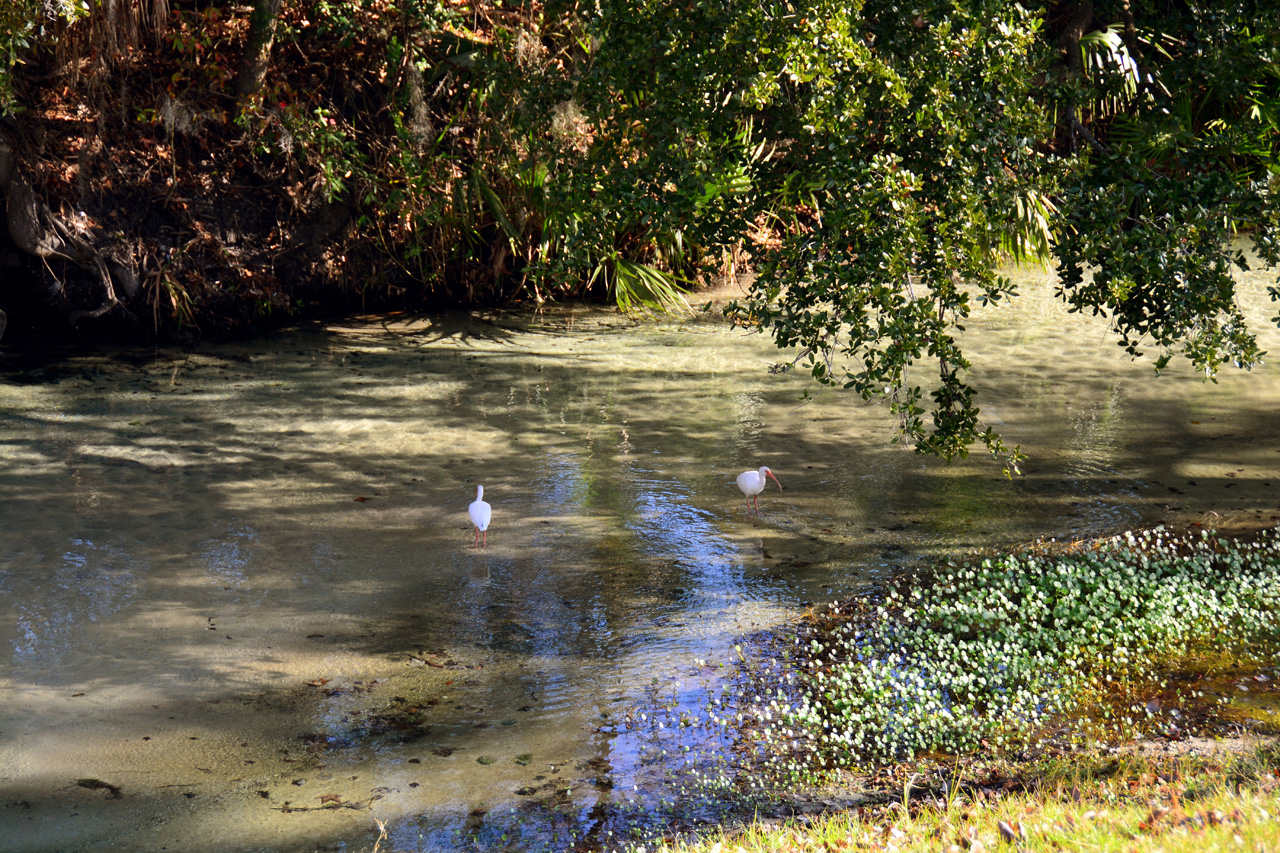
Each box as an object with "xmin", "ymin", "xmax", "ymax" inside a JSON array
[
  {"xmin": 0, "ymin": 2, "xmax": 35, "ymax": 115},
  {"xmin": 349, "ymin": 0, "xmax": 575, "ymax": 299},
  {"xmin": 1053, "ymin": 3, "xmax": 1280, "ymax": 380},
  {"xmin": 756, "ymin": 528, "xmax": 1280, "ymax": 775},
  {"xmin": 721, "ymin": 1, "xmax": 1280, "ymax": 466},
  {"xmin": 0, "ymin": 0, "xmax": 89, "ymax": 116},
  {"xmin": 724, "ymin": 0, "xmax": 1052, "ymax": 470},
  {"xmin": 528, "ymin": 0, "xmax": 767, "ymax": 307}
]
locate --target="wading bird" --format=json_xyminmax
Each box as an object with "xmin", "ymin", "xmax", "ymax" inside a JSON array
[
  {"xmin": 469, "ymin": 485, "xmax": 491, "ymax": 548},
  {"xmin": 737, "ymin": 466, "xmax": 782, "ymax": 514}
]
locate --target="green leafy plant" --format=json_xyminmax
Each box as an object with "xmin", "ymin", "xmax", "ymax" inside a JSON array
[
  {"xmin": 0, "ymin": 0, "xmax": 91, "ymax": 115},
  {"xmin": 745, "ymin": 528, "xmax": 1280, "ymax": 777}
]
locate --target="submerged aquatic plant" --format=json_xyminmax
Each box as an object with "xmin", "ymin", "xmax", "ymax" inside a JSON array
[{"xmin": 746, "ymin": 528, "xmax": 1280, "ymax": 777}]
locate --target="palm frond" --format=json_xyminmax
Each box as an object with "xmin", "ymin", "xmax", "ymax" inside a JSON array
[
  {"xmin": 613, "ymin": 259, "xmax": 691, "ymax": 314},
  {"xmin": 1000, "ymin": 188, "xmax": 1057, "ymax": 266}
]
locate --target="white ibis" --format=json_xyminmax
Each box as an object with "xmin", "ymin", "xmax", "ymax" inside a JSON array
[
  {"xmin": 469, "ymin": 485, "xmax": 491, "ymax": 548},
  {"xmin": 736, "ymin": 466, "xmax": 782, "ymax": 514}
]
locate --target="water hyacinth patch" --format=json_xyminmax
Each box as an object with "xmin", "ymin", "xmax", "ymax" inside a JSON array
[{"xmin": 753, "ymin": 528, "xmax": 1280, "ymax": 775}]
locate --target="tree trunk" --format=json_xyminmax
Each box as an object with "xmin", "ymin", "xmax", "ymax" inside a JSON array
[
  {"xmin": 1051, "ymin": 0, "xmax": 1095, "ymax": 154},
  {"xmin": 235, "ymin": 0, "xmax": 284, "ymax": 99},
  {"xmin": 1054, "ymin": 0, "xmax": 1094, "ymax": 74}
]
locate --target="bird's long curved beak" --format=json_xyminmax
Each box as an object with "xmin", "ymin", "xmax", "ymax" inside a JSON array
[{"xmin": 768, "ymin": 472, "xmax": 782, "ymax": 490}]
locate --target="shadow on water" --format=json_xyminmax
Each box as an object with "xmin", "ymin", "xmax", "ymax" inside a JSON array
[{"xmin": 2, "ymin": 283, "xmax": 1280, "ymax": 851}]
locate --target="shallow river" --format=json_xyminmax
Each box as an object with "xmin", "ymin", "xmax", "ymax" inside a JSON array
[{"xmin": 2, "ymin": 269, "xmax": 1280, "ymax": 852}]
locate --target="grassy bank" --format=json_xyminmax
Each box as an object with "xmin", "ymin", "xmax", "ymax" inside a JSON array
[{"xmin": 647, "ymin": 744, "xmax": 1280, "ymax": 852}]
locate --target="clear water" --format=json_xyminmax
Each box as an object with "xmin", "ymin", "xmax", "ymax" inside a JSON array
[{"xmin": 2, "ymin": 267, "xmax": 1279, "ymax": 851}]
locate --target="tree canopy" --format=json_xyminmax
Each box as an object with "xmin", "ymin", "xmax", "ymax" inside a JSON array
[
  {"xmin": 572, "ymin": 0, "xmax": 1280, "ymax": 469},
  {"xmin": 0, "ymin": 1, "xmax": 1276, "ymax": 467}
]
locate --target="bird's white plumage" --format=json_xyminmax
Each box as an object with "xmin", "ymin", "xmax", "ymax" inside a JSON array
[
  {"xmin": 736, "ymin": 466, "xmax": 782, "ymax": 513},
  {"xmin": 469, "ymin": 485, "xmax": 492, "ymax": 547}
]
